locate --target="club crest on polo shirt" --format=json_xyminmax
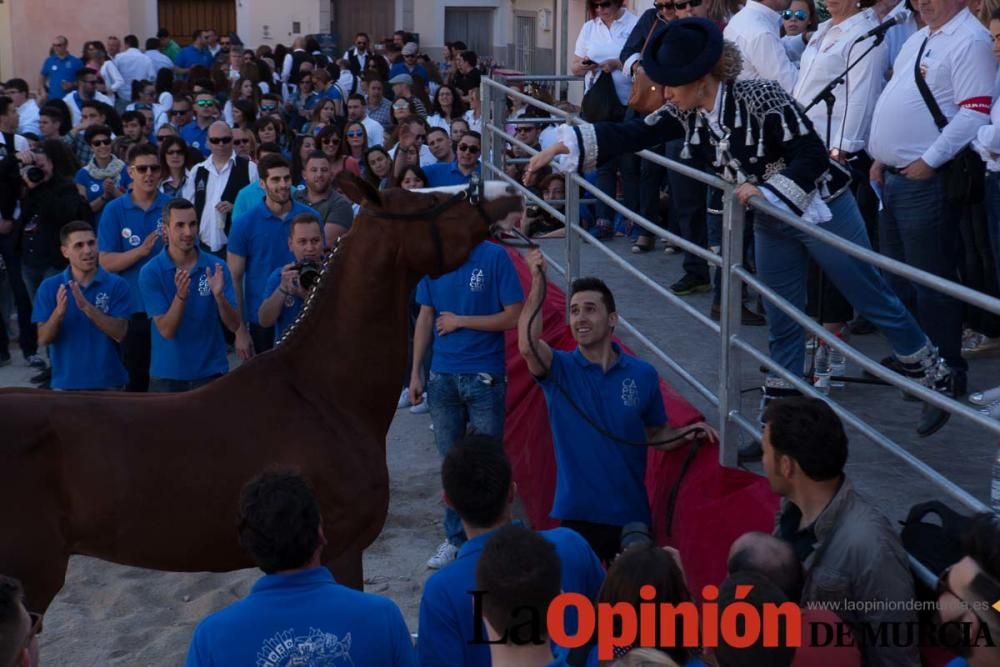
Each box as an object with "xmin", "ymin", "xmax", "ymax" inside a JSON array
[
  {"xmin": 469, "ymin": 268, "xmax": 485, "ymax": 292},
  {"xmin": 129, "ymin": 235, "xmax": 141, "ymax": 247},
  {"xmin": 94, "ymin": 292, "xmax": 110, "ymax": 313},
  {"xmin": 90, "ymin": 183, "xmax": 101, "ymax": 193},
  {"xmin": 198, "ymin": 273, "xmax": 211, "ymax": 296},
  {"xmin": 621, "ymin": 377, "xmax": 639, "ymax": 408},
  {"xmin": 256, "ymin": 628, "xmax": 353, "ymax": 666}
]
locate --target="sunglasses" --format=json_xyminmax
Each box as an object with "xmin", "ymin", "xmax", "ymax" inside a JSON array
[
  {"xmin": 260, "ymin": 105, "xmax": 278, "ymax": 112},
  {"xmin": 132, "ymin": 164, "xmax": 162, "ymax": 174},
  {"xmin": 233, "ymin": 138, "xmax": 250, "ymax": 145},
  {"xmin": 322, "ymin": 137, "xmax": 341, "ymax": 144},
  {"xmin": 90, "ymin": 138, "xmax": 112, "ymax": 147},
  {"xmin": 356, "ymin": 42, "xmax": 368, "ymax": 48},
  {"xmin": 346, "ymin": 130, "xmax": 364, "ymax": 138},
  {"xmin": 170, "ymin": 109, "xmax": 189, "ymax": 116},
  {"xmin": 458, "ymin": 144, "xmax": 480, "ymax": 153},
  {"xmin": 195, "ymin": 99, "xmax": 216, "ymax": 107},
  {"xmin": 592, "ymin": 1, "xmax": 615, "ymax": 7},
  {"xmin": 783, "ymin": 9, "xmax": 808, "ymax": 19},
  {"xmin": 515, "ymin": 127, "xmax": 536, "ymax": 133},
  {"xmin": 165, "ymin": 148, "xmax": 185, "ymax": 156},
  {"xmin": 654, "ymin": 1, "xmax": 675, "ymax": 9},
  {"xmin": 209, "ymin": 136, "xmax": 233, "ymax": 144},
  {"xmin": 675, "ymin": 0, "xmax": 703, "ymax": 8}
]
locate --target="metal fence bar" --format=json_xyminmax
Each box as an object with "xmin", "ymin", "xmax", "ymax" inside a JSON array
[
  {"xmin": 635, "ymin": 148, "xmax": 732, "ymax": 191},
  {"xmin": 498, "ymin": 75, "xmax": 585, "ymax": 82},
  {"xmin": 485, "ymin": 77, "xmax": 571, "ymax": 121},
  {"xmin": 718, "ymin": 197, "xmax": 747, "ymax": 468},
  {"xmin": 729, "ymin": 335, "xmax": 988, "ymax": 513},
  {"xmin": 482, "ymin": 162, "xmax": 568, "ymax": 223}
]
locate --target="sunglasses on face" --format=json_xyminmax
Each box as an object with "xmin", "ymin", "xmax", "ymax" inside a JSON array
[
  {"xmin": 346, "ymin": 130, "xmax": 364, "ymax": 138},
  {"xmin": 356, "ymin": 42, "xmax": 368, "ymax": 48},
  {"xmin": 675, "ymin": 0, "xmax": 703, "ymax": 8},
  {"xmin": 458, "ymin": 143, "xmax": 480, "ymax": 153},
  {"xmin": 592, "ymin": 1, "xmax": 614, "ymax": 8},
  {"xmin": 654, "ymin": 1, "xmax": 675, "ymax": 9},
  {"xmin": 90, "ymin": 138, "xmax": 112, "ymax": 147},
  {"xmin": 132, "ymin": 164, "xmax": 161, "ymax": 174},
  {"xmin": 208, "ymin": 136, "xmax": 233, "ymax": 144},
  {"xmin": 195, "ymin": 99, "xmax": 216, "ymax": 107},
  {"xmin": 233, "ymin": 138, "xmax": 250, "ymax": 145},
  {"xmin": 783, "ymin": 9, "xmax": 808, "ymax": 19},
  {"xmin": 165, "ymin": 148, "xmax": 185, "ymax": 156},
  {"xmin": 322, "ymin": 137, "xmax": 340, "ymax": 144},
  {"xmin": 170, "ymin": 109, "xmax": 189, "ymax": 116},
  {"xmin": 260, "ymin": 105, "xmax": 278, "ymax": 112}
]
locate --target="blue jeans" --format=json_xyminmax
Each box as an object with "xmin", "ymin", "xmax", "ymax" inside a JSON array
[
  {"xmin": 755, "ymin": 191, "xmax": 927, "ymax": 377},
  {"xmin": 986, "ymin": 171, "xmax": 1000, "ymax": 290},
  {"xmin": 427, "ymin": 370, "xmax": 506, "ymax": 547},
  {"xmin": 0, "ymin": 233, "xmax": 37, "ymax": 358},
  {"xmin": 665, "ymin": 139, "xmax": 709, "ymax": 282},
  {"xmin": 879, "ymin": 172, "xmax": 966, "ymax": 371}
]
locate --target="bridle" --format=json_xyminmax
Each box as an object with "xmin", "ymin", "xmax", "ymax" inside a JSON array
[{"xmin": 360, "ymin": 174, "xmax": 494, "ymax": 275}]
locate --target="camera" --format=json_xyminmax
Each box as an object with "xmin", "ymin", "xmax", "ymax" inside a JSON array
[
  {"xmin": 620, "ymin": 522, "xmax": 653, "ymax": 553},
  {"xmin": 18, "ymin": 159, "xmax": 44, "ymax": 184},
  {"xmin": 292, "ymin": 260, "xmax": 321, "ymax": 291}
]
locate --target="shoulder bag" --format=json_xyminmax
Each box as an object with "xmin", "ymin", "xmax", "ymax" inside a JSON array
[{"xmin": 627, "ymin": 19, "xmax": 665, "ymax": 115}]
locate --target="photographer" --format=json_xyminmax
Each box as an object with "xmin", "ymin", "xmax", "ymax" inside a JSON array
[{"xmin": 257, "ymin": 213, "xmax": 323, "ymax": 343}]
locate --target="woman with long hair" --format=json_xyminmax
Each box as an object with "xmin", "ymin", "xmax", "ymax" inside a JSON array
[
  {"xmin": 158, "ymin": 135, "xmax": 195, "ymax": 197},
  {"xmin": 233, "ymin": 127, "xmax": 256, "ymax": 160},
  {"xmin": 386, "ymin": 98, "xmax": 419, "ymax": 149},
  {"xmin": 292, "ymin": 133, "xmax": 318, "ymax": 186},
  {"xmin": 303, "ymin": 98, "xmax": 337, "ymax": 135},
  {"xmin": 224, "ymin": 76, "xmax": 261, "ymax": 125},
  {"xmin": 397, "ymin": 164, "xmax": 428, "ymax": 190},
  {"xmin": 85, "ymin": 41, "xmax": 125, "ymax": 101},
  {"xmin": 230, "ymin": 99, "xmax": 258, "ymax": 131},
  {"xmin": 427, "ymin": 84, "xmax": 466, "ymax": 135},
  {"xmin": 317, "ymin": 125, "xmax": 361, "ymax": 179},
  {"xmin": 254, "ymin": 115, "xmax": 290, "ymax": 157},
  {"xmin": 344, "ymin": 120, "xmax": 368, "ymax": 163},
  {"xmin": 364, "ymin": 146, "xmax": 393, "ymax": 189}
]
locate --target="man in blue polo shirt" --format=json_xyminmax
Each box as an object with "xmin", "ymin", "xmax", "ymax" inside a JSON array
[
  {"xmin": 257, "ymin": 213, "xmax": 323, "ymax": 343},
  {"xmin": 423, "ymin": 131, "xmax": 481, "ymax": 187},
  {"xmin": 180, "ymin": 91, "xmax": 218, "ymax": 157},
  {"xmin": 185, "ymin": 471, "xmax": 416, "ymax": 666},
  {"xmin": 418, "ymin": 435, "xmax": 604, "ymax": 667},
  {"xmin": 174, "ymin": 30, "xmax": 215, "ymax": 77},
  {"xmin": 140, "ymin": 198, "xmax": 241, "ymax": 392},
  {"xmin": 409, "ymin": 239, "xmax": 523, "ymax": 569},
  {"xmin": 33, "ymin": 221, "xmax": 130, "ymax": 390},
  {"xmin": 98, "ymin": 144, "xmax": 168, "ymax": 392},
  {"xmin": 39, "ymin": 35, "xmax": 82, "ymax": 101},
  {"xmin": 518, "ymin": 248, "xmax": 716, "ymax": 564},
  {"xmin": 228, "ymin": 154, "xmax": 318, "ymax": 359}
]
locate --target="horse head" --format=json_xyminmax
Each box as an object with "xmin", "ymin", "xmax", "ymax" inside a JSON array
[{"xmin": 335, "ymin": 172, "xmax": 524, "ymax": 278}]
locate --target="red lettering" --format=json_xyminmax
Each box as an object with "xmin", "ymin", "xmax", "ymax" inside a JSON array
[{"xmin": 546, "ymin": 593, "xmax": 594, "ymax": 648}]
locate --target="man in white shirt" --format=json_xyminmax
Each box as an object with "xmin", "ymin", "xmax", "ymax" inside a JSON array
[
  {"xmin": 181, "ymin": 121, "xmax": 259, "ymax": 254},
  {"xmin": 145, "ymin": 38, "xmax": 176, "ymax": 73},
  {"xmin": 868, "ymin": 0, "xmax": 995, "ymax": 410},
  {"xmin": 387, "ymin": 116, "xmax": 436, "ymax": 166},
  {"xmin": 724, "ymin": 0, "xmax": 799, "ymax": 92},
  {"xmin": 2, "ymin": 79, "xmax": 39, "ymax": 137},
  {"xmin": 114, "ymin": 35, "xmax": 157, "ymax": 105},
  {"xmin": 343, "ymin": 33, "xmax": 374, "ymax": 75},
  {"xmin": 345, "ymin": 94, "xmax": 384, "ymax": 147},
  {"xmin": 205, "ymin": 29, "xmax": 222, "ymax": 58},
  {"xmin": 63, "ymin": 68, "xmax": 114, "ymax": 126}
]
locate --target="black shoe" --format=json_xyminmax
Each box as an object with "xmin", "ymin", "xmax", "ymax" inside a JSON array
[
  {"xmin": 896, "ymin": 351, "xmax": 955, "ymax": 437},
  {"xmin": 30, "ymin": 367, "xmax": 51, "ymax": 385},
  {"xmin": 849, "ymin": 316, "xmax": 877, "ymax": 336},
  {"xmin": 670, "ymin": 274, "xmax": 712, "ymax": 296},
  {"xmin": 710, "ymin": 303, "xmax": 767, "ymax": 326}
]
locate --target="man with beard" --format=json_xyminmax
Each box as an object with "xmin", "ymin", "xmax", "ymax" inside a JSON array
[
  {"xmin": 227, "ymin": 155, "xmax": 317, "ymax": 358},
  {"xmin": 426, "ymin": 127, "xmax": 455, "ymax": 164},
  {"xmin": 33, "ymin": 221, "xmax": 130, "ymax": 390},
  {"xmin": 140, "ymin": 198, "xmax": 240, "ymax": 392},
  {"xmin": 291, "ymin": 151, "xmax": 353, "ymax": 246},
  {"xmin": 518, "ymin": 248, "xmax": 715, "ymax": 563},
  {"xmin": 258, "ymin": 214, "xmax": 324, "ymax": 343}
]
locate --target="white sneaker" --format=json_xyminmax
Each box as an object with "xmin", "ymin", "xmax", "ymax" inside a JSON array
[
  {"xmin": 409, "ymin": 394, "xmax": 430, "ymax": 414},
  {"xmin": 397, "ymin": 387, "xmax": 410, "ymax": 410},
  {"xmin": 426, "ymin": 541, "xmax": 458, "ymax": 569},
  {"xmin": 970, "ymin": 385, "xmax": 1000, "ymax": 406}
]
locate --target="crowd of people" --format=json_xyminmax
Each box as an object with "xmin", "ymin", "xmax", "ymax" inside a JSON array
[{"xmin": 0, "ymin": 2, "xmax": 999, "ymax": 665}]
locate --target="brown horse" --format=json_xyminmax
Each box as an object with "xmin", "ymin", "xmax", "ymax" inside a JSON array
[{"xmin": 0, "ymin": 172, "xmax": 523, "ymax": 615}]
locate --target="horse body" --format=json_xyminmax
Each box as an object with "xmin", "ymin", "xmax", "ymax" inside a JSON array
[{"xmin": 1, "ymin": 176, "xmax": 523, "ymax": 614}]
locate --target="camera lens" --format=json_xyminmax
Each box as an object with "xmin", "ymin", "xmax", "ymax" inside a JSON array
[{"xmin": 297, "ymin": 261, "xmax": 321, "ymax": 290}]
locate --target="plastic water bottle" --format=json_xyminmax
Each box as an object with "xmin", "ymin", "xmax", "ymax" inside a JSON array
[
  {"xmin": 829, "ymin": 346, "xmax": 846, "ymax": 390},
  {"xmin": 992, "ymin": 444, "xmax": 1000, "ymax": 514},
  {"xmin": 814, "ymin": 343, "xmax": 831, "ymax": 395}
]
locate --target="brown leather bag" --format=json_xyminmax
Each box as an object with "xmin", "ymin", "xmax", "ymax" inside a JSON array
[{"xmin": 627, "ymin": 20, "xmax": 664, "ymax": 115}]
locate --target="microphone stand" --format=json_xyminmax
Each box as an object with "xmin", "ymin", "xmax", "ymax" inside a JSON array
[{"xmin": 801, "ymin": 31, "xmax": 889, "ymax": 388}]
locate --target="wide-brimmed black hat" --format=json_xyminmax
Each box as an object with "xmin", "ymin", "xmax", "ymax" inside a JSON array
[{"xmin": 641, "ymin": 17, "xmax": 724, "ymax": 87}]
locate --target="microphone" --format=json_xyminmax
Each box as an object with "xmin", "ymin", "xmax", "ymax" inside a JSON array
[
  {"xmin": 645, "ymin": 103, "xmax": 672, "ymax": 126},
  {"xmin": 853, "ymin": 14, "xmax": 905, "ymax": 43}
]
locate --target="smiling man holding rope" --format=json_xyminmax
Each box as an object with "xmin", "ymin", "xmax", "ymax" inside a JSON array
[{"xmin": 518, "ymin": 247, "xmax": 717, "ymax": 564}]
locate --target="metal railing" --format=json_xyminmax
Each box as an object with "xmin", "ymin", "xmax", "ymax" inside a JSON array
[{"xmin": 481, "ymin": 73, "xmax": 1000, "ymax": 515}]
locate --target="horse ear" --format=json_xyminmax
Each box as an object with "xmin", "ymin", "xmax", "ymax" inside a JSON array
[{"xmin": 336, "ymin": 172, "xmax": 382, "ymax": 208}]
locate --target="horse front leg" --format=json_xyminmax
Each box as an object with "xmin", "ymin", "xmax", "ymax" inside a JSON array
[{"xmin": 325, "ymin": 548, "xmax": 364, "ymax": 590}]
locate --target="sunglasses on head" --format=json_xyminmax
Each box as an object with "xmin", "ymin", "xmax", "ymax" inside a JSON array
[
  {"xmin": 90, "ymin": 138, "xmax": 112, "ymax": 147},
  {"xmin": 346, "ymin": 130, "xmax": 364, "ymax": 138},
  {"xmin": 132, "ymin": 164, "xmax": 161, "ymax": 174},
  {"xmin": 195, "ymin": 99, "xmax": 216, "ymax": 107},
  {"xmin": 208, "ymin": 136, "xmax": 233, "ymax": 144},
  {"xmin": 458, "ymin": 143, "xmax": 480, "ymax": 153},
  {"xmin": 783, "ymin": 9, "xmax": 808, "ymax": 19},
  {"xmin": 675, "ymin": 0, "xmax": 703, "ymax": 8}
]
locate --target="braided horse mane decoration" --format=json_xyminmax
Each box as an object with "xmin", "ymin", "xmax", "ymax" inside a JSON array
[{"xmin": 0, "ymin": 172, "xmax": 524, "ymax": 616}]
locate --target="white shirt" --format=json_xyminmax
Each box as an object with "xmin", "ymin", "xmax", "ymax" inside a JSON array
[
  {"xmin": 882, "ymin": 0, "xmax": 918, "ymax": 74},
  {"xmin": 359, "ymin": 116, "xmax": 384, "ymax": 147},
  {"xmin": 724, "ymin": 0, "xmax": 799, "ymax": 92},
  {"xmin": 16, "ymin": 99, "xmax": 40, "ymax": 136},
  {"xmin": 427, "ymin": 113, "xmax": 452, "ymax": 136},
  {"xmin": 574, "ymin": 10, "xmax": 640, "ymax": 105},
  {"xmin": 146, "ymin": 50, "xmax": 175, "ymax": 73},
  {"xmin": 343, "ymin": 48, "xmax": 370, "ymax": 72},
  {"xmin": 64, "ymin": 90, "xmax": 115, "ymax": 126},
  {"xmin": 463, "ymin": 109, "xmax": 482, "ymax": 134},
  {"xmin": 793, "ymin": 11, "xmax": 889, "ymax": 153},
  {"xmin": 180, "ymin": 153, "xmax": 260, "ymax": 251},
  {"xmin": 388, "ymin": 143, "xmax": 437, "ymax": 167},
  {"xmin": 99, "ymin": 60, "xmax": 126, "ymax": 97},
  {"xmin": 114, "ymin": 48, "xmax": 157, "ymax": 101},
  {"xmin": 868, "ymin": 9, "xmax": 995, "ymax": 168},
  {"xmin": 972, "ymin": 75, "xmax": 1000, "ymax": 172}
]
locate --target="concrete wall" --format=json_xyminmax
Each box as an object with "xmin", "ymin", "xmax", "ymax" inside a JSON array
[{"xmin": 237, "ymin": 0, "xmax": 323, "ymax": 48}]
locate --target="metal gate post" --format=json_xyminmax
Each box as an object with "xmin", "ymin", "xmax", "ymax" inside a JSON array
[
  {"xmin": 564, "ymin": 173, "xmax": 582, "ymax": 320},
  {"xmin": 718, "ymin": 193, "xmax": 746, "ymax": 468}
]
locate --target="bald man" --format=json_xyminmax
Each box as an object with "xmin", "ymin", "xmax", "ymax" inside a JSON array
[{"xmin": 181, "ymin": 120, "xmax": 258, "ymax": 255}]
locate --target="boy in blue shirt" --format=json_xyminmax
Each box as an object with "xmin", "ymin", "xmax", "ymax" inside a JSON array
[
  {"xmin": 98, "ymin": 144, "xmax": 169, "ymax": 392},
  {"xmin": 518, "ymin": 248, "xmax": 715, "ymax": 563},
  {"xmin": 33, "ymin": 221, "xmax": 130, "ymax": 390},
  {"xmin": 140, "ymin": 198, "xmax": 241, "ymax": 392},
  {"xmin": 418, "ymin": 435, "xmax": 604, "ymax": 667},
  {"xmin": 185, "ymin": 471, "xmax": 416, "ymax": 667},
  {"xmin": 409, "ymin": 240, "xmax": 524, "ymax": 569},
  {"xmin": 257, "ymin": 213, "xmax": 323, "ymax": 343},
  {"xmin": 227, "ymin": 154, "xmax": 318, "ymax": 359}
]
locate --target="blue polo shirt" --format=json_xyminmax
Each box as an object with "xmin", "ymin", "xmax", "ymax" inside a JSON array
[
  {"xmin": 75, "ymin": 166, "xmax": 132, "ymax": 226},
  {"xmin": 32, "ymin": 268, "xmax": 130, "ymax": 390},
  {"xmin": 98, "ymin": 192, "xmax": 169, "ymax": 313},
  {"xmin": 180, "ymin": 121, "xmax": 211, "ymax": 156},
  {"xmin": 423, "ymin": 161, "xmax": 481, "ymax": 187},
  {"xmin": 415, "ymin": 242, "xmax": 523, "ymax": 376},
  {"xmin": 418, "ymin": 526, "xmax": 604, "ymax": 667},
  {"xmin": 538, "ymin": 344, "xmax": 667, "ymax": 527},
  {"xmin": 389, "ymin": 62, "xmax": 431, "ymax": 84},
  {"xmin": 41, "ymin": 54, "xmax": 83, "ymax": 100},
  {"xmin": 232, "ymin": 181, "xmax": 266, "ymax": 221},
  {"xmin": 262, "ymin": 266, "xmax": 304, "ymax": 342},
  {"xmin": 228, "ymin": 200, "xmax": 319, "ymax": 325},
  {"xmin": 175, "ymin": 44, "xmax": 215, "ymax": 71},
  {"xmin": 140, "ymin": 249, "xmax": 235, "ymax": 382},
  {"xmin": 185, "ymin": 567, "xmax": 416, "ymax": 667}
]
